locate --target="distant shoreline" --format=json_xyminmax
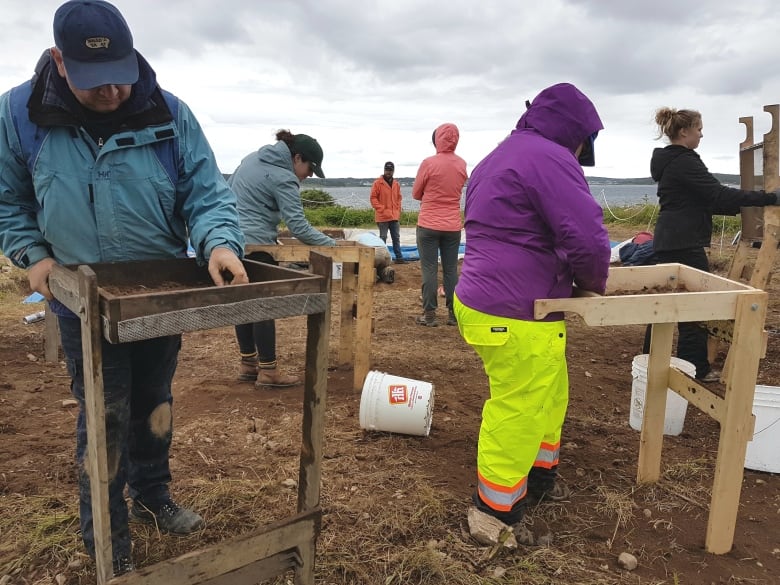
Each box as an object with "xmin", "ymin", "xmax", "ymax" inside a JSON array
[{"xmin": 242, "ymin": 173, "xmax": 739, "ymax": 188}]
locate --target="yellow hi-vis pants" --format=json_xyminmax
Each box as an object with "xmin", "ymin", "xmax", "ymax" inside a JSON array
[{"xmin": 454, "ymin": 293, "xmax": 569, "ymax": 515}]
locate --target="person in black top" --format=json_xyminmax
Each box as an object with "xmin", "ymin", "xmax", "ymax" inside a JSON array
[{"xmin": 647, "ymin": 107, "xmax": 778, "ymax": 381}]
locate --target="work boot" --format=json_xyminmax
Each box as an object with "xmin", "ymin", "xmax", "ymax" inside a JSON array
[
  {"xmin": 527, "ymin": 481, "xmax": 572, "ymax": 506},
  {"xmin": 113, "ymin": 555, "xmax": 135, "ymax": 576},
  {"xmin": 257, "ymin": 366, "xmax": 301, "ymax": 388},
  {"xmin": 512, "ymin": 523, "xmax": 537, "ymax": 546},
  {"xmin": 447, "ymin": 309, "xmax": 458, "ymax": 326},
  {"xmin": 238, "ymin": 354, "xmax": 259, "ymax": 381},
  {"xmin": 415, "ymin": 310, "xmax": 438, "ymax": 327},
  {"xmin": 698, "ymin": 369, "xmax": 721, "ymax": 383},
  {"xmin": 130, "ymin": 499, "xmax": 204, "ymax": 534}
]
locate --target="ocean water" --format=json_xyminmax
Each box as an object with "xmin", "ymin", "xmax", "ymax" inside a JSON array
[{"xmin": 320, "ymin": 184, "xmax": 657, "ymax": 211}]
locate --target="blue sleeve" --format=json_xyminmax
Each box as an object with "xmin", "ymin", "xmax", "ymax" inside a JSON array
[
  {"xmin": 275, "ymin": 176, "xmax": 335, "ymax": 246},
  {"xmin": 175, "ymin": 100, "xmax": 245, "ymax": 261},
  {"xmin": 0, "ymin": 91, "xmax": 52, "ymax": 268}
]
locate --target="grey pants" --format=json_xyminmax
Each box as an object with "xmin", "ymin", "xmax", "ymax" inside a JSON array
[{"xmin": 416, "ymin": 226, "xmax": 461, "ymax": 313}]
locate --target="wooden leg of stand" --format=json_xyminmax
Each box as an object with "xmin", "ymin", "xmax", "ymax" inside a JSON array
[{"xmin": 637, "ymin": 322, "xmax": 674, "ymax": 484}]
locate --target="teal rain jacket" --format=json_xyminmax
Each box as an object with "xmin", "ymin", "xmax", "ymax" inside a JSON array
[{"xmin": 0, "ymin": 54, "xmax": 243, "ymax": 270}]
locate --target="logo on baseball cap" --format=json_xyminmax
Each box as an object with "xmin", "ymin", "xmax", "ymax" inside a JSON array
[{"xmin": 53, "ymin": 0, "xmax": 139, "ymax": 90}]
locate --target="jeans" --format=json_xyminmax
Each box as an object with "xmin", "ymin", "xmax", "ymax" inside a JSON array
[
  {"xmin": 642, "ymin": 247, "xmax": 711, "ymax": 378},
  {"xmin": 235, "ymin": 251, "xmax": 277, "ymax": 363},
  {"xmin": 377, "ymin": 220, "xmax": 403, "ymax": 261},
  {"xmin": 58, "ymin": 316, "xmax": 180, "ymax": 559},
  {"xmin": 416, "ymin": 226, "xmax": 461, "ymax": 312}
]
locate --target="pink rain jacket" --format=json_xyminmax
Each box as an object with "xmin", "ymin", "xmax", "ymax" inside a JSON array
[{"xmin": 412, "ymin": 123, "xmax": 468, "ymax": 231}]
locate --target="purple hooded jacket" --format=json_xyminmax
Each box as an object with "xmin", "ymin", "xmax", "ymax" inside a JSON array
[{"xmin": 455, "ymin": 83, "xmax": 610, "ymax": 322}]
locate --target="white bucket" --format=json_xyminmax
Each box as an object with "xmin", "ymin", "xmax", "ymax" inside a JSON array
[
  {"xmin": 359, "ymin": 370, "xmax": 434, "ymax": 436},
  {"xmin": 745, "ymin": 385, "xmax": 780, "ymax": 473},
  {"xmin": 629, "ymin": 354, "xmax": 696, "ymax": 436}
]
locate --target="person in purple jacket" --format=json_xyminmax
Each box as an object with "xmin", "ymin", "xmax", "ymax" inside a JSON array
[{"xmin": 453, "ymin": 83, "xmax": 611, "ymax": 544}]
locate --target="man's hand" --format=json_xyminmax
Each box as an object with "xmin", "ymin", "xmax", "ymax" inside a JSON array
[
  {"xmin": 28, "ymin": 257, "xmax": 57, "ymax": 300},
  {"xmin": 208, "ymin": 247, "xmax": 249, "ymax": 286}
]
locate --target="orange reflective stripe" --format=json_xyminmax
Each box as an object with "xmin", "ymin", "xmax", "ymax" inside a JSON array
[
  {"xmin": 534, "ymin": 441, "xmax": 560, "ymax": 468},
  {"xmin": 477, "ymin": 470, "xmax": 527, "ymax": 511}
]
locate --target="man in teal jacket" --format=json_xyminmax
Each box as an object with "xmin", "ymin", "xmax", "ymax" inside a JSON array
[{"xmin": 0, "ymin": 0, "xmax": 246, "ymax": 575}]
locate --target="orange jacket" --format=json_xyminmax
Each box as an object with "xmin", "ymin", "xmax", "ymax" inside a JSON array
[
  {"xmin": 370, "ymin": 176, "xmax": 402, "ymax": 222},
  {"xmin": 412, "ymin": 123, "xmax": 468, "ymax": 231}
]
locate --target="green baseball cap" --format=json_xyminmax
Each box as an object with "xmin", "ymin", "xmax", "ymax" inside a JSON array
[{"xmin": 291, "ymin": 134, "xmax": 325, "ymax": 178}]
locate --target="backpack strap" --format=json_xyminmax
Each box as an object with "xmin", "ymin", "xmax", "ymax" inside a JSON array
[
  {"xmin": 153, "ymin": 90, "xmax": 180, "ymax": 186},
  {"xmin": 9, "ymin": 82, "xmax": 48, "ymax": 173},
  {"xmin": 10, "ymin": 82, "xmax": 181, "ymax": 186}
]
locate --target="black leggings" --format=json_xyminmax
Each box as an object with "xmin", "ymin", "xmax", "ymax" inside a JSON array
[{"xmin": 643, "ymin": 247, "xmax": 711, "ymax": 378}]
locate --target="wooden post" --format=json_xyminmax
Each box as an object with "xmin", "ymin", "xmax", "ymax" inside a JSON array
[
  {"xmin": 338, "ymin": 262, "xmax": 356, "ymax": 366},
  {"xmin": 294, "ymin": 253, "xmax": 330, "ymax": 584},
  {"xmin": 352, "ymin": 246, "xmax": 375, "ymax": 389},
  {"xmin": 705, "ymin": 291, "xmax": 766, "ymax": 553},
  {"xmin": 77, "ymin": 266, "xmax": 113, "ymax": 584},
  {"xmin": 636, "ymin": 322, "xmax": 674, "ymax": 484},
  {"xmin": 44, "ymin": 304, "xmax": 59, "ymax": 363}
]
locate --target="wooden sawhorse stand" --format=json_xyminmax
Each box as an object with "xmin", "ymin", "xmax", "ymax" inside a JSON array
[
  {"xmin": 49, "ymin": 255, "xmax": 332, "ymax": 584},
  {"xmin": 535, "ymin": 263, "xmax": 767, "ymax": 554},
  {"xmin": 247, "ymin": 240, "xmax": 375, "ymax": 390},
  {"xmin": 708, "ymin": 104, "xmax": 779, "ymax": 370}
]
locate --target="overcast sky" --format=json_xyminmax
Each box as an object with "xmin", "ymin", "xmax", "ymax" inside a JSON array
[{"xmin": 1, "ymin": 0, "xmax": 778, "ymax": 179}]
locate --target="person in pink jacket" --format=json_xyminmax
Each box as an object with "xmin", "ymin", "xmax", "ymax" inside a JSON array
[
  {"xmin": 370, "ymin": 161, "xmax": 405, "ymax": 263},
  {"xmin": 413, "ymin": 123, "xmax": 468, "ymax": 326}
]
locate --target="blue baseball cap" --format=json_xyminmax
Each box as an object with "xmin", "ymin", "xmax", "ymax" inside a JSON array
[{"xmin": 53, "ymin": 0, "xmax": 138, "ymax": 90}]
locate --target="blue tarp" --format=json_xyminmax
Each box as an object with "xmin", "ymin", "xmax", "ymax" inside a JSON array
[
  {"xmin": 23, "ymin": 292, "xmax": 45, "ymax": 303},
  {"xmin": 389, "ymin": 243, "xmax": 466, "ymax": 262},
  {"xmin": 391, "ymin": 241, "xmax": 612, "ymax": 262}
]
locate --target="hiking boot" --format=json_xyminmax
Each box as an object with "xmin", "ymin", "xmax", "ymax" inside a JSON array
[
  {"xmin": 512, "ymin": 523, "xmax": 536, "ymax": 546},
  {"xmin": 256, "ymin": 367, "xmax": 301, "ymax": 388},
  {"xmin": 528, "ymin": 481, "xmax": 571, "ymax": 505},
  {"xmin": 130, "ymin": 499, "xmax": 204, "ymax": 534},
  {"xmin": 447, "ymin": 311, "xmax": 458, "ymax": 326},
  {"xmin": 113, "ymin": 555, "xmax": 135, "ymax": 576},
  {"xmin": 238, "ymin": 356, "xmax": 259, "ymax": 381},
  {"xmin": 698, "ymin": 369, "xmax": 721, "ymax": 383},
  {"xmin": 415, "ymin": 311, "xmax": 438, "ymax": 327}
]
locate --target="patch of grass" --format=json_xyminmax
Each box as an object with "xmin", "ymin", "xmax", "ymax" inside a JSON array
[{"xmin": 0, "ymin": 494, "xmax": 81, "ymax": 577}]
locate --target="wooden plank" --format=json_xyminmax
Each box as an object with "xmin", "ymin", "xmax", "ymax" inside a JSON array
[
  {"xmin": 535, "ymin": 290, "xmax": 741, "ymax": 326},
  {"xmin": 706, "ymin": 291, "xmax": 767, "ymax": 554},
  {"xmin": 49, "ymin": 264, "xmax": 82, "ymax": 314},
  {"xmin": 353, "ymin": 246, "xmax": 375, "ymax": 389},
  {"xmin": 299, "ymin": 252, "xmax": 330, "ymax": 514},
  {"xmin": 667, "ymin": 369, "xmax": 725, "ymax": 423},
  {"xmin": 44, "ymin": 305, "xmax": 59, "ymax": 363},
  {"xmin": 78, "ymin": 267, "xmax": 113, "ymax": 584},
  {"xmin": 338, "ymin": 262, "xmax": 356, "ymax": 365},
  {"xmin": 197, "ymin": 551, "xmax": 300, "ymax": 585},
  {"xmin": 636, "ymin": 322, "xmax": 674, "ymax": 484},
  {"xmin": 603, "ymin": 264, "xmax": 681, "ymax": 293},
  {"xmin": 748, "ymin": 217, "xmax": 780, "ymax": 290},
  {"xmin": 726, "ymin": 240, "xmax": 752, "ymax": 282},
  {"xmin": 677, "ymin": 264, "xmax": 757, "ymax": 292},
  {"xmin": 246, "ymin": 242, "xmax": 367, "ymax": 264},
  {"xmin": 111, "ymin": 510, "xmax": 319, "ymax": 585},
  {"xmin": 763, "ymin": 104, "xmax": 779, "ymax": 190}
]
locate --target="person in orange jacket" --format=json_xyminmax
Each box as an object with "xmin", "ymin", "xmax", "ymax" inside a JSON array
[{"xmin": 370, "ymin": 161, "xmax": 406, "ymax": 264}]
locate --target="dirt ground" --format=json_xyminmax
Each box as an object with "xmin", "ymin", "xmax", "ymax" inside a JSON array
[{"xmin": 1, "ymin": 225, "xmax": 779, "ymax": 584}]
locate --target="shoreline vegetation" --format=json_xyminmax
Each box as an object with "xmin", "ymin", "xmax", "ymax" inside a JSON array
[
  {"xmin": 224, "ymin": 173, "xmax": 741, "ymax": 189},
  {"xmin": 299, "ymin": 188, "xmax": 743, "ymax": 233}
]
